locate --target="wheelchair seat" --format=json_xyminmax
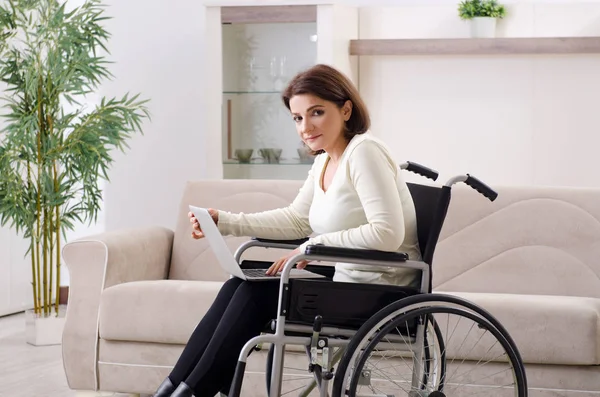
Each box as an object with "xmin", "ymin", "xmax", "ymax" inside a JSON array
[{"xmin": 269, "ymin": 180, "xmax": 448, "ymax": 331}]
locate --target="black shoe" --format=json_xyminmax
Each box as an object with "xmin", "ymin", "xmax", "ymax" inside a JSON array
[
  {"xmin": 152, "ymin": 377, "xmax": 176, "ymax": 397},
  {"xmin": 171, "ymin": 382, "xmax": 194, "ymax": 397}
]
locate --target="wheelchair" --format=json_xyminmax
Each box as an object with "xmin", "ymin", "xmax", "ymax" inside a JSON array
[{"xmin": 226, "ymin": 162, "xmax": 527, "ymax": 397}]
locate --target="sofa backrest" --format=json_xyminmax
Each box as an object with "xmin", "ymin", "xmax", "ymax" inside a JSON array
[
  {"xmin": 171, "ymin": 180, "xmax": 600, "ymax": 299},
  {"xmin": 169, "ymin": 179, "xmax": 304, "ymax": 281},
  {"xmin": 434, "ymin": 185, "xmax": 600, "ymax": 298}
]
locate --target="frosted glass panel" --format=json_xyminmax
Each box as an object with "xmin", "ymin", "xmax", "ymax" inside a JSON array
[{"xmin": 222, "ymin": 22, "xmax": 317, "ymax": 177}]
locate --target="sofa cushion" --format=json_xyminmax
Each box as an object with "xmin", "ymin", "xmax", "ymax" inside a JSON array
[
  {"xmin": 433, "ymin": 186, "xmax": 600, "ymax": 299},
  {"xmin": 99, "ymin": 280, "xmax": 223, "ymax": 344},
  {"xmin": 444, "ymin": 291, "xmax": 600, "ymax": 366},
  {"xmin": 98, "ymin": 280, "xmax": 600, "ymax": 365}
]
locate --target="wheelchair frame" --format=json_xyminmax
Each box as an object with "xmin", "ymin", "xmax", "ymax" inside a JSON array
[
  {"xmin": 231, "ymin": 244, "xmax": 431, "ymax": 397},
  {"xmin": 225, "ymin": 163, "xmax": 512, "ymax": 397}
]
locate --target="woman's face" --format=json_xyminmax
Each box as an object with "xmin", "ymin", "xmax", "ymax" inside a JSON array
[{"xmin": 289, "ymin": 94, "xmax": 352, "ymax": 153}]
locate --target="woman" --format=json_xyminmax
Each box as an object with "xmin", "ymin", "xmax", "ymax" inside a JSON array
[{"xmin": 152, "ymin": 64, "xmax": 421, "ymax": 397}]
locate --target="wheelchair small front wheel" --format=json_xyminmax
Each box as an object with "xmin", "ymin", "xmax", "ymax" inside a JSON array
[{"xmin": 333, "ymin": 294, "xmax": 527, "ymax": 397}]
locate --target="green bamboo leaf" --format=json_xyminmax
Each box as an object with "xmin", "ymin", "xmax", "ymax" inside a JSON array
[{"xmin": 0, "ymin": 0, "xmax": 150, "ymax": 314}]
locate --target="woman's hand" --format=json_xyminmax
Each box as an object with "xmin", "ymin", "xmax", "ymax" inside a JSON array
[
  {"xmin": 188, "ymin": 208, "xmax": 219, "ymax": 239},
  {"xmin": 266, "ymin": 248, "xmax": 308, "ymax": 275}
]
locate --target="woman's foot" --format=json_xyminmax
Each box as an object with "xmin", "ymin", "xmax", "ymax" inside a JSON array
[
  {"xmin": 171, "ymin": 382, "xmax": 194, "ymax": 397},
  {"xmin": 152, "ymin": 377, "xmax": 176, "ymax": 397}
]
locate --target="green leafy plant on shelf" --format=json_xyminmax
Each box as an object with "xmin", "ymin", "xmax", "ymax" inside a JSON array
[
  {"xmin": 458, "ymin": 0, "xmax": 506, "ymax": 20},
  {"xmin": 0, "ymin": 0, "xmax": 150, "ymax": 316}
]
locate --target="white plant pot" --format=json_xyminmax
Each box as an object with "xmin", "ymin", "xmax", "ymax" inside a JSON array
[
  {"xmin": 470, "ymin": 17, "xmax": 497, "ymax": 38},
  {"xmin": 25, "ymin": 305, "xmax": 67, "ymax": 346}
]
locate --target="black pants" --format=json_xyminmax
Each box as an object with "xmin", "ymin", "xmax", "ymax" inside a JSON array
[{"xmin": 168, "ymin": 277, "xmax": 279, "ymax": 396}]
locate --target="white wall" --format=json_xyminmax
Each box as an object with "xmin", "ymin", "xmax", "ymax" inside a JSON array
[
  {"xmin": 0, "ymin": 77, "xmax": 33, "ymax": 314},
  {"xmin": 356, "ymin": 2, "xmax": 600, "ymax": 187},
  {"xmin": 100, "ymin": 0, "xmax": 208, "ymax": 231},
  {"xmin": 0, "ymin": 224, "xmax": 32, "ymax": 316},
  {"xmin": 98, "ymin": 0, "xmax": 600, "ymax": 240}
]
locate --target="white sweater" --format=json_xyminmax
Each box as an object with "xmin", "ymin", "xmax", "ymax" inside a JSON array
[{"xmin": 217, "ymin": 133, "xmax": 422, "ymax": 287}]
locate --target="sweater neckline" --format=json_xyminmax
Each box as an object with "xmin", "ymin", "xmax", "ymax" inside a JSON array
[{"xmin": 317, "ymin": 134, "xmax": 365, "ymax": 194}]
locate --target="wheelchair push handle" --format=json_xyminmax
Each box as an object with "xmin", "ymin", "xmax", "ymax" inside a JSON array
[
  {"xmin": 465, "ymin": 174, "xmax": 498, "ymax": 202},
  {"xmin": 400, "ymin": 161, "xmax": 439, "ymax": 181}
]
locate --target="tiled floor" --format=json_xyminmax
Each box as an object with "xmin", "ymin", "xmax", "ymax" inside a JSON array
[{"xmin": 0, "ymin": 312, "xmax": 138, "ymax": 397}]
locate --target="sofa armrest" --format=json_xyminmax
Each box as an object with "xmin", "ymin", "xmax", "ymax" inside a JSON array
[{"xmin": 61, "ymin": 226, "xmax": 174, "ymax": 391}]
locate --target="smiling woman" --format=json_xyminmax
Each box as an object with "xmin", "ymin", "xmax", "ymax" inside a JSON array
[
  {"xmin": 150, "ymin": 64, "xmax": 421, "ymax": 397},
  {"xmin": 282, "ymin": 64, "xmax": 370, "ymax": 158}
]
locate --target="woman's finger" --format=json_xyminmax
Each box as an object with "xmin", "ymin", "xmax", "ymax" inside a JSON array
[
  {"xmin": 276, "ymin": 259, "xmax": 290, "ymax": 274},
  {"xmin": 191, "ymin": 231, "xmax": 204, "ymax": 239},
  {"xmin": 279, "ymin": 262, "xmax": 287, "ymax": 273},
  {"xmin": 193, "ymin": 223, "xmax": 201, "ymax": 232},
  {"xmin": 267, "ymin": 259, "xmax": 280, "ymax": 275},
  {"xmin": 266, "ymin": 261, "xmax": 280, "ymax": 275},
  {"xmin": 296, "ymin": 260, "xmax": 308, "ymax": 269}
]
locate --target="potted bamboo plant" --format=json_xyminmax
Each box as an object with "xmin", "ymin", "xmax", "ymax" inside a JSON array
[
  {"xmin": 0, "ymin": 0, "xmax": 150, "ymax": 345},
  {"xmin": 458, "ymin": 0, "xmax": 506, "ymax": 38}
]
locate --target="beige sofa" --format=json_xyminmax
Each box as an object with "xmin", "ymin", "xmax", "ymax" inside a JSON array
[{"xmin": 62, "ymin": 179, "xmax": 600, "ymax": 397}]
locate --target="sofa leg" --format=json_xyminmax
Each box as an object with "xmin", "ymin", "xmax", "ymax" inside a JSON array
[{"xmin": 74, "ymin": 392, "xmax": 141, "ymax": 397}]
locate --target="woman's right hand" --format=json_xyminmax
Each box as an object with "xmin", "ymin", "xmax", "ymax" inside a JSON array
[{"xmin": 189, "ymin": 208, "xmax": 219, "ymax": 239}]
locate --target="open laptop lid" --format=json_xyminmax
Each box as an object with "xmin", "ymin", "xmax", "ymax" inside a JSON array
[{"xmin": 188, "ymin": 205, "xmax": 246, "ymax": 280}]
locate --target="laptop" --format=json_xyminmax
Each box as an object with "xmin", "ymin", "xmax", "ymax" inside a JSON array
[{"xmin": 189, "ymin": 205, "xmax": 325, "ymax": 281}]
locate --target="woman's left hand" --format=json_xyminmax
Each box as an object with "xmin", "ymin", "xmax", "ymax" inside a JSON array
[{"xmin": 266, "ymin": 248, "xmax": 309, "ymax": 275}]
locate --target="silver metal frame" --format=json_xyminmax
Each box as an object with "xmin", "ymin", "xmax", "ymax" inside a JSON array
[{"xmin": 233, "ymin": 242, "xmax": 431, "ymax": 397}]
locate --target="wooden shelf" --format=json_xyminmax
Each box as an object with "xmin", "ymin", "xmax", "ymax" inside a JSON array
[
  {"xmin": 221, "ymin": 5, "xmax": 316, "ymax": 24},
  {"xmin": 349, "ymin": 37, "xmax": 600, "ymax": 56}
]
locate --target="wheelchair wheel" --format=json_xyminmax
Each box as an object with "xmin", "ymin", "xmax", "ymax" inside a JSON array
[
  {"xmin": 333, "ymin": 294, "xmax": 527, "ymax": 397},
  {"xmin": 265, "ymin": 344, "xmax": 316, "ymax": 396}
]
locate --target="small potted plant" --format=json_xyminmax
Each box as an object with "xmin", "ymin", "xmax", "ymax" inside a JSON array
[{"xmin": 458, "ymin": 0, "xmax": 506, "ymax": 38}]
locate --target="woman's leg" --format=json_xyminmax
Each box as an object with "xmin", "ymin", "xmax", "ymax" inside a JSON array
[
  {"xmin": 184, "ymin": 280, "xmax": 280, "ymax": 397},
  {"xmin": 167, "ymin": 277, "xmax": 245, "ymax": 386}
]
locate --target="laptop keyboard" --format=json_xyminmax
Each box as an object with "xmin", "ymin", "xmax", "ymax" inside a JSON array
[{"xmin": 242, "ymin": 268, "xmax": 277, "ymax": 278}]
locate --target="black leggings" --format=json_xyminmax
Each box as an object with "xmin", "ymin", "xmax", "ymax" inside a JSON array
[{"xmin": 168, "ymin": 277, "xmax": 279, "ymax": 396}]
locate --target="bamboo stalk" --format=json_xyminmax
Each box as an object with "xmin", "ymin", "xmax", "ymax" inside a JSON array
[
  {"xmin": 30, "ymin": 241, "xmax": 38, "ymax": 314},
  {"xmin": 43, "ymin": 204, "xmax": 49, "ymax": 315},
  {"xmin": 55, "ymin": 211, "xmax": 61, "ymax": 314},
  {"xmin": 36, "ymin": 69, "xmax": 45, "ymax": 316},
  {"xmin": 36, "ymin": 197, "xmax": 41, "ymax": 313},
  {"xmin": 36, "ymin": 150, "xmax": 42, "ymax": 315},
  {"xmin": 47, "ymin": 114, "xmax": 54, "ymax": 315},
  {"xmin": 27, "ymin": 160, "xmax": 39, "ymax": 314},
  {"xmin": 48, "ymin": 78, "xmax": 57, "ymax": 316},
  {"xmin": 48, "ymin": 200, "xmax": 53, "ymax": 315},
  {"xmin": 54, "ymin": 162, "xmax": 61, "ymax": 315}
]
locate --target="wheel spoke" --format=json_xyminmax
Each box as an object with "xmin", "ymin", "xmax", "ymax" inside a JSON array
[{"xmin": 342, "ymin": 304, "xmax": 523, "ymax": 397}]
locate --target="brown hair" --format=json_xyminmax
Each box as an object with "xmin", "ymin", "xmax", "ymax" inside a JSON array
[{"xmin": 282, "ymin": 64, "xmax": 371, "ymax": 155}]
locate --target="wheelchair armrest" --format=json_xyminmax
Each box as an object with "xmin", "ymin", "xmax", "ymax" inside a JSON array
[
  {"xmin": 304, "ymin": 244, "xmax": 409, "ymax": 262},
  {"xmin": 252, "ymin": 237, "xmax": 309, "ymax": 246},
  {"xmin": 234, "ymin": 237, "xmax": 310, "ymax": 263}
]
